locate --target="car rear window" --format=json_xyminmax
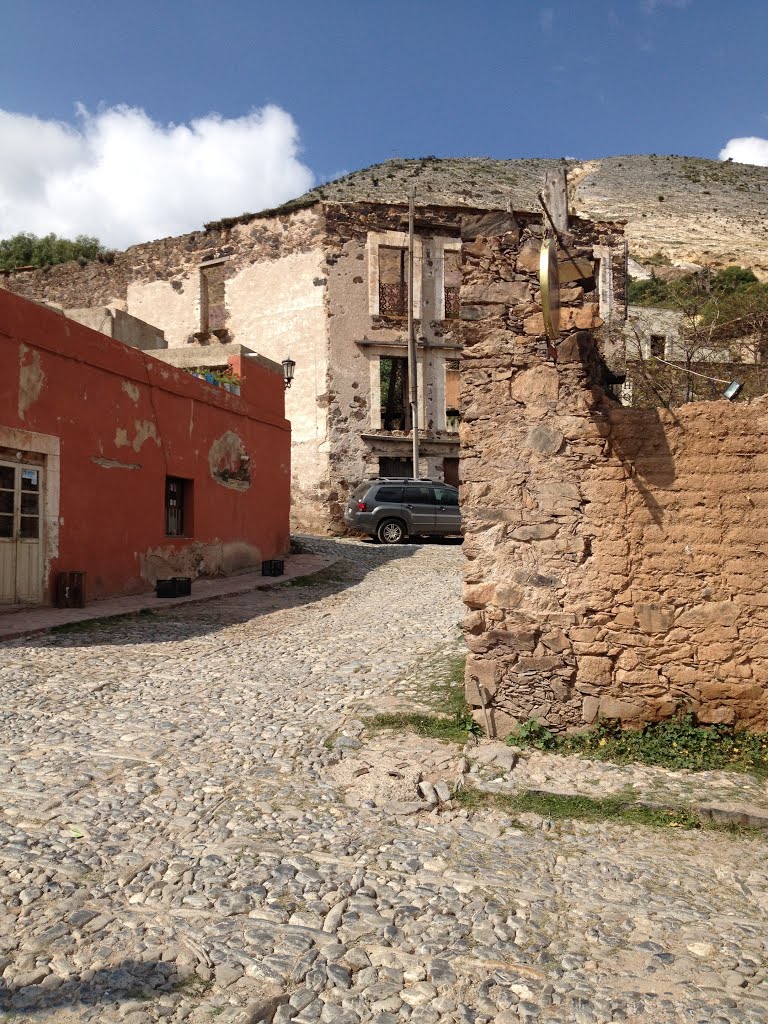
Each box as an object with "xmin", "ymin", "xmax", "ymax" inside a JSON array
[
  {"xmin": 375, "ymin": 486, "xmax": 404, "ymax": 502},
  {"xmin": 352, "ymin": 483, "xmax": 370, "ymax": 499}
]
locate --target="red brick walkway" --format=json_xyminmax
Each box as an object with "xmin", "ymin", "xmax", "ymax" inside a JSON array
[{"xmin": 0, "ymin": 552, "xmax": 335, "ymax": 642}]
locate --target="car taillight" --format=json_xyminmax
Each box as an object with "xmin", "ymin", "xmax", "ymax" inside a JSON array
[{"xmin": 357, "ymin": 501, "xmax": 367, "ymax": 511}]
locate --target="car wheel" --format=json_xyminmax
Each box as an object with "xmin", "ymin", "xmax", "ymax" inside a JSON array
[{"xmin": 377, "ymin": 519, "xmax": 406, "ymax": 544}]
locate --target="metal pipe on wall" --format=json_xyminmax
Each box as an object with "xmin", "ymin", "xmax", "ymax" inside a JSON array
[{"xmin": 407, "ymin": 188, "xmax": 420, "ymax": 476}]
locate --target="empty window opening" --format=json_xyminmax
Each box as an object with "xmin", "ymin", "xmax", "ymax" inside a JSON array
[
  {"xmin": 200, "ymin": 262, "xmax": 227, "ymax": 334},
  {"xmin": 650, "ymin": 335, "xmax": 666, "ymax": 358},
  {"xmin": 444, "ymin": 250, "xmax": 461, "ymax": 320},
  {"xmin": 380, "ymin": 356, "xmax": 410, "ymax": 431},
  {"xmin": 165, "ymin": 477, "xmax": 193, "ymax": 537},
  {"xmin": 443, "ymin": 457, "xmax": 460, "ymax": 488},
  {"xmin": 583, "ymin": 256, "xmax": 598, "ymax": 295},
  {"xmin": 379, "ymin": 457, "xmax": 413, "ymax": 478},
  {"xmin": 379, "ymin": 246, "xmax": 408, "ymax": 316},
  {"xmin": 445, "ymin": 358, "xmax": 460, "ymax": 431}
]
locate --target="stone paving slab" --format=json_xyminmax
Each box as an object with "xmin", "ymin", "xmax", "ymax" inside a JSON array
[
  {"xmin": 0, "ymin": 551, "xmax": 335, "ymax": 642},
  {"xmin": 466, "ymin": 743, "xmax": 768, "ymax": 825},
  {"xmin": 0, "ymin": 536, "xmax": 766, "ymax": 1024}
]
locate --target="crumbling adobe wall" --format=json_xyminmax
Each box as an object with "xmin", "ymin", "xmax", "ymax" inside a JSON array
[{"xmin": 462, "ymin": 225, "xmax": 768, "ymax": 735}]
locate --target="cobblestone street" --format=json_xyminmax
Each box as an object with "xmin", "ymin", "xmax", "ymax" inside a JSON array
[{"xmin": 1, "ymin": 537, "xmax": 767, "ymax": 1024}]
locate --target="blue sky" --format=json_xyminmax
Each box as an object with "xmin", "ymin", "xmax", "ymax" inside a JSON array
[{"xmin": 1, "ymin": 0, "xmax": 767, "ymax": 246}]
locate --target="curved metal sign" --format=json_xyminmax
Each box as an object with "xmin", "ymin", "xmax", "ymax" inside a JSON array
[{"xmin": 539, "ymin": 235, "xmax": 560, "ymax": 342}]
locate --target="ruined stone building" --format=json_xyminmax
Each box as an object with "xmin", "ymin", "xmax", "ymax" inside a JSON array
[{"xmin": 2, "ymin": 162, "xmax": 625, "ymax": 532}]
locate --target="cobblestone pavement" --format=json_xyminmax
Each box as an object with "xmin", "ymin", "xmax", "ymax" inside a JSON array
[{"xmin": 1, "ymin": 537, "xmax": 767, "ymax": 1024}]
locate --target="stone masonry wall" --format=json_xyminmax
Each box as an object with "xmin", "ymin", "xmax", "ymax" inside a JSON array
[{"xmin": 462, "ymin": 225, "xmax": 768, "ymax": 735}]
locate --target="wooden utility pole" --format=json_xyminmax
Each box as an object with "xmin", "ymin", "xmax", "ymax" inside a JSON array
[{"xmin": 407, "ymin": 188, "xmax": 420, "ymax": 477}]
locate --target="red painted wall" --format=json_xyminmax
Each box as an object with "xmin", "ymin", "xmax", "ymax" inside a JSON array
[{"xmin": 0, "ymin": 289, "xmax": 291, "ymax": 602}]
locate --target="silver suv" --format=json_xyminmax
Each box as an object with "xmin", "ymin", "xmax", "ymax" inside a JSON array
[{"xmin": 343, "ymin": 478, "xmax": 461, "ymax": 544}]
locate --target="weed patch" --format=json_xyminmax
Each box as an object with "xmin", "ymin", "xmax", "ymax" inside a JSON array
[
  {"xmin": 367, "ymin": 653, "xmax": 479, "ymax": 744},
  {"xmin": 285, "ymin": 565, "xmax": 345, "ymax": 589},
  {"xmin": 367, "ymin": 710, "xmax": 475, "ymax": 744},
  {"xmin": 507, "ymin": 713, "xmax": 768, "ymax": 778},
  {"xmin": 457, "ymin": 787, "xmax": 764, "ymax": 838},
  {"xmin": 50, "ymin": 608, "xmax": 156, "ymax": 635}
]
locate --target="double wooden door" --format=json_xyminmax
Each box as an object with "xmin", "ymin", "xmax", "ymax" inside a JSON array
[{"xmin": 0, "ymin": 460, "xmax": 44, "ymax": 604}]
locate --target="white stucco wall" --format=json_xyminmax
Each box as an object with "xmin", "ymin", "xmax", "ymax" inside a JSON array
[
  {"xmin": 126, "ymin": 278, "xmax": 200, "ymax": 349},
  {"xmin": 226, "ymin": 248, "xmax": 330, "ymax": 531}
]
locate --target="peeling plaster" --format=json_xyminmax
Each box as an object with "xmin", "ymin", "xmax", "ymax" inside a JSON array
[
  {"xmin": 115, "ymin": 420, "xmax": 160, "ymax": 452},
  {"xmin": 91, "ymin": 457, "xmax": 141, "ymax": 470},
  {"xmin": 139, "ymin": 539, "xmax": 260, "ymax": 582},
  {"xmin": 208, "ymin": 430, "xmax": 251, "ymax": 491},
  {"xmin": 18, "ymin": 345, "xmax": 45, "ymax": 421},
  {"xmin": 121, "ymin": 381, "xmax": 140, "ymax": 402}
]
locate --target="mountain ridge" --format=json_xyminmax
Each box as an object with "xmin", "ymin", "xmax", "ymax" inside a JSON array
[{"xmin": 292, "ymin": 154, "xmax": 768, "ymax": 277}]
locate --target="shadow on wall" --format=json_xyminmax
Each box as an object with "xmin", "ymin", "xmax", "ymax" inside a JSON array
[
  {"xmin": 21, "ymin": 537, "xmax": 422, "ymax": 649},
  {"xmin": 574, "ymin": 328, "xmax": 677, "ymax": 525},
  {"xmin": 602, "ymin": 404, "xmax": 677, "ymax": 525}
]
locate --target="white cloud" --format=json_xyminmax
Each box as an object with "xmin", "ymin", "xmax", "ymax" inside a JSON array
[
  {"xmin": 0, "ymin": 104, "xmax": 314, "ymax": 249},
  {"xmin": 719, "ymin": 137, "xmax": 768, "ymax": 166}
]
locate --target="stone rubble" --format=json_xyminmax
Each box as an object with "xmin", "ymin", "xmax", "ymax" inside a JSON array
[{"xmin": 0, "ymin": 537, "xmax": 766, "ymax": 1023}]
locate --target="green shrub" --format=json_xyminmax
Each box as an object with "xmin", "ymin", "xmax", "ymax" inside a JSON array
[
  {"xmin": 507, "ymin": 718, "xmax": 557, "ymax": 750},
  {"xmin": 560, "ymin": 713, "xmax": 768, "ymax": 776},
  {"xmin": 0, "ymin": 231, "xmax": 105, "ymax": 270}
]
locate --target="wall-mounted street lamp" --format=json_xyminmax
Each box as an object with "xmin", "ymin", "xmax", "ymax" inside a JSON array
[
  {"xmin": 282, "ymin": 357, "xmax": 296, "ymax": 390},
  {"xmin": 244, "ymin": 352, "xmax": 296, "ymax": 390}
]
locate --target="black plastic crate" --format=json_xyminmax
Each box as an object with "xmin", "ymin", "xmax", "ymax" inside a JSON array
[
  {"xmin": 56, "ymin": 571, "xmax": 86, "ymax": 608},
  {"xmin": 261, "ymin": 559, "xmax": 285, "ymax": 577},
  {"xmin": 155, "ymin": 577, "xmax": 192, "ymax": 598}
]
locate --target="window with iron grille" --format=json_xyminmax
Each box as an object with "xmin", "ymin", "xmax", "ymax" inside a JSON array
[
  {"xmin": 165, "ymin": 477, "xmax": 192, "ymax": 537},
  {"xmin": 444, "ymin": 249, "xmax": 461, "ymax": 320},
  {"xmin": 378, "ymin": 457, "xmax": 412, "ymax": 478},
  {"xmin": 378, "ymin": 247, "xmax": 408, "ymax": 316},
  {"xmin": 445, "ymin": 358, "xmax": 460, "ymax": 432}
]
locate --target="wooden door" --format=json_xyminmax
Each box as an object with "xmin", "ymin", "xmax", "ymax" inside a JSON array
[{"xmin": 0, "ymin": 461, "xmax": 44, "ymax": 604}]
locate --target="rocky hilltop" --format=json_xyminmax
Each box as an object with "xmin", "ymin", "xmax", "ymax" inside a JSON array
[{"xmin": 293, "ymin": 155, "xmax": 768, "ymax": 276}]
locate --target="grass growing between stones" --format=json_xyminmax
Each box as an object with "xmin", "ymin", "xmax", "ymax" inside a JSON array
[
  {"xmin": 366, "ymin": 653, "xmax": 479, "ymax": 744},
  {"xmin": 366, "ymin": 710, "xmax": 475, "ymax": 744},
  {"xmin": 50, "ymin": 608, "xmax": 156, "ymax": 635},
  {"xmin": 457, "ymin": 787, "xmax": 767, "ymax": 838},
  {"xmin": 284, "ymin": 564, "xmax": 346, "ymax": 589},
  {"xmin": 508, "ymin": 713, "xmax": 768, "ymax": 779}
]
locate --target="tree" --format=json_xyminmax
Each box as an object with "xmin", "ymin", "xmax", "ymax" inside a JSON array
[{"xmin": 0, "ymin": 232, "xmax": 105, "ymax": 271}]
